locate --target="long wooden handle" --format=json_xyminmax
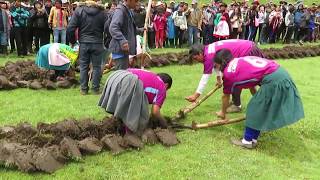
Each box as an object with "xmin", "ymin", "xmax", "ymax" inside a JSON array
[
  {"xmin": 171, "ymin": 86, "xmax": 221, "ymax": 122},
  {"xmin": 183, "ymin": 86, "xmax": 221, "ymax": 114},
  {"xmin": 143, "ymin": 0, "xmax": 152, "ymax": 53},
  {"xmin": 192, "ymin": 117, "xmax": 245, "ymax": 130}
]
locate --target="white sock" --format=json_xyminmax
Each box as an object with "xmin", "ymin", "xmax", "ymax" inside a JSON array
[
  {"xmin": 241, "ymin": 138, "xmax": 252, "ymax": 145},
  {"xmin": 252, "ymin": 139, "xmax": 258, "ymax": 143}
]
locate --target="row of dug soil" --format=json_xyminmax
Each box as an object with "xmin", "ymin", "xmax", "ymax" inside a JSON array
[
  {"xmin": 144, "ymin": 45, "xmax": 320, "ymax": 67},
  {"xmin": 0, "ymin": 117, "xmax": 179, "ymax": 173},
  {"xmin": 0, "ymin": 60, "xmax": 78, "ymax": 90},
  {"xmin": 1, "ymin": 45, "xmax": 319, "ymax": 90}
]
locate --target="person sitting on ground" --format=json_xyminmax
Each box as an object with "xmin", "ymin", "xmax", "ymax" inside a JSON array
[
  {"xmin": 98, "ymin": 69, "xmax": 172, "ymax": 135},
  {"xmin": 214, "ymin": 49, "xmax": 304, "ymax": 149},
  {"xmin": 186, "ymin": 39, "xmax": 265, "ymax": 113},
  {"xmin": 35, "ymin": 43, "xmax": 78, "ymax": 80}
]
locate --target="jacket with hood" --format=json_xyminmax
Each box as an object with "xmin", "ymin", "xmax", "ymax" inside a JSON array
[
  {"xmin": 109, "ymin": 3, "xmax": 137, "ymax": 56},
  {"xmin": 67, "ymin": 1, "xmax": 106, "ymax": 44}
]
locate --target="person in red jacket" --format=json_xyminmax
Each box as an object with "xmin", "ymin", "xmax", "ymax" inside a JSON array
[{"xmin": 153, "ymin": 9, "xmax": 167, "ymax": 48}]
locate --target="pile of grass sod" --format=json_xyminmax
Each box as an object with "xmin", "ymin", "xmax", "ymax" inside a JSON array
[{"xmin": 0, "ymin": 55, "xmax": 319, "ymax": 178}]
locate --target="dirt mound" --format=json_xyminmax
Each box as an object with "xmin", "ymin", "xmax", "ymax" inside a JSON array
[
  {"xmin": 0, "ymin": 117, "xmax": 180, "ymax": 173},
  {"xmin": 127, "ymin": 45, "xmax": 320, "ymax": 69},
  {"xmin": 0, "ymin": 60, "xmax": 78, "ymax": 90}
]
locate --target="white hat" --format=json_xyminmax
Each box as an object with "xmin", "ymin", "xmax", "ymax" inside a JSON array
[{"xmin": 192, "ymin": 0, "xmax": 198, "ymax": 4}]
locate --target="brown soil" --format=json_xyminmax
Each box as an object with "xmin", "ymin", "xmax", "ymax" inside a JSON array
[
  {"xmin": 127, "ymin": 45, "xmax": 320, "ymax": 69},
  {"xmin": 123, "ymin": 133, "xmax": 144, "ymax": 149},
  {"xmin": 101, "ymin": 134, "xmax": 126, "ymax": 155},
  {"xmin": 0, "ymin": 117, "xmax": 180, "ymax": 173},
  {"xmin": 0, "ymin": 60, "xmax": 78, "ymax": 90},
  {"xmin": 78, "ymin": 137, "xmax": 103, "ymax": 154},
  {"xmin": 154, "ymin": 128, "xmax": 180, "ymax": 147},
  {"xmin": 141, "ymin": 128, "xmax": 159, "ymax": 145},
  {"xmin": 60, "ymin": 137, "xmax": 82, "ymax": 159}
]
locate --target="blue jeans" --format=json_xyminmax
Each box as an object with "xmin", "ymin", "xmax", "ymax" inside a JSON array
[
  {"xmin": 248, "ymin": 25, "xmax": 257, "ymax": 41},
  {"xmin": 188, "ymin": 25, "xmax": 199, "ymax": 46},
  {"xmin": 0, "ymin": 32, "xmax": 8, "ymax": 46},
  {"xmin": 79, "ymin": 43, "xmax": 105, "ymax": 92},
  {"xmin": 53, "ymin": 28, "xmax": 66, "ymax": 44}
]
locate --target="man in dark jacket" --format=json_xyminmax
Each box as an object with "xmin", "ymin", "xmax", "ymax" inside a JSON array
[
  {"xmin": 67, "ymin": 0, "xmax": 106, "ymax": 95},
  {"xmin": 108, "ymin": 0, "xmax": 138, "ymax": 70}
]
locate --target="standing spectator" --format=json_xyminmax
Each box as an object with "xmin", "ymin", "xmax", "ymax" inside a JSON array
[
  {"xmin": 213, "ymin": 3, "xmax": 231, "ymax": 41},
  {"xmin": 246, "ymin": 1, "xmax": 259, "ymax": 41},
  {"xmin": 108, "ymin": 0, "xmax": 138, "ymax": 70},
  {"xmin": 0, "ymin": 0, "xmax": 10, "ymax": 55},
  {"xmin": 230, "ymin": 6, "xmax": 242, "ymax": 39},
  {"xmin": 308, "ymin": 6, "xmax": 316, "ymax": 42},
  {"xmin": 240, "ymin": 2, "xmax": 249, "ymax": 39},
  {"xmin": 166, "ymin": 7, "xmax": 175, "ymax": 47},
  {"xmin": 269, "ymin": 5, "xmax": 282, "ymax": 43},
  {"xmin": 133, "ymin": 3, "xmax": 146, "ymax": 36},
  {"xmin": 277, "ymin": 1, "xmax": 288, "ymax": 41},
  {"xmin": 202, "ymin": 4, "xmax": 215, "ymax": 44},
  {"xmin": 257, "ymin": 5, "xmax": 266, "ymax": 43},
  {"xmin": 153, "ymin": 8, "xmax": 166, "ymax": 48},
  {"xmin": 283, "ymin": 5, "xmax": 294, "ymax": 43},
  {"xmin": 11, "ymin": 0, "xmax": 29, "ymax": 57},
  {"xmin": 48, "ymin": 0, "xmax": 68, "ymax": 44},
  {"xmin": 44, "ymin": 0, "xmax": 52, "ymax": 14},
  {"xmin": 9, "ymin": 1, "xmax": 15, "ymax": 53},
  {"xmin": 299, "ymin": 6, "xmax": 311, "ymax": 44},
  {"xmin": 22, "ymin": 0, "xmax": 33, "ymax": 54},
  {"xmin": 172, "ymin": 4, "xmax": 187, "ymax": 48},
  {"xmin": 260, "ymin": 5, "xmax": 272, "ymax": 44},
  {"xmin": 293, "ymin": 4, "xmax": 304, "ymax": 42},
  {"xmin": 67, "ymin": 0, "xmax": 106, "ymax": 95},
  {"xmin": 314, "ymin": 5, "xmax": 320, "ymax": 41},
  {"xmin": 186, "ymin": 0, "xmax": 201, "ymax": 46},
  {"xmin": 30, "ymin": 1, "xmax": 49, "ymax": 52}
]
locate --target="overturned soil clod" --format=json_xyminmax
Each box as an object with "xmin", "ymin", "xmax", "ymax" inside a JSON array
[
  {"xmin": 0, "ymin": 117, "xmax": 180, "ymax": 173},
  {"xmin": 154, "ymin": 128, "xmax": 180, "ymax": 147}
]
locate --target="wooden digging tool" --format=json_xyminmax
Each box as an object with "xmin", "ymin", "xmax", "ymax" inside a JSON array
[
  {"xmin": 141, "ymin": 0, "xmax": 153, "ymax": 69},
  {"xmin": 191, "ymin": 116, "xmax": 246, "ymax": 130},
  {"xmin": 171, "ymin": 86, "xmax": 221, "ymax": 121}
]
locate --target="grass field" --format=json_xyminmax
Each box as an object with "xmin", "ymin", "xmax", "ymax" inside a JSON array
[{"xmin": 0, "ymin": 53, "xmax": 319, "ymax": 179}]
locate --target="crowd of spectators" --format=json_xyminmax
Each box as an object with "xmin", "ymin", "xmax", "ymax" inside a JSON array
[{"xmin": 0, "ymin": 0, "xmax": 319, "ymax": 57}]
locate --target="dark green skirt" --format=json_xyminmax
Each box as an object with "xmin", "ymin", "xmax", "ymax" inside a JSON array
[{"xmin": 246, "ymin": 67, "xmax": 304, "ymax": 131}]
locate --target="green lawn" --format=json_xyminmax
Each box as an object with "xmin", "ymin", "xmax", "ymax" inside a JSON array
[{"xmin": 0, "ymin": 55, "xmax": 319, "ymax": 179}]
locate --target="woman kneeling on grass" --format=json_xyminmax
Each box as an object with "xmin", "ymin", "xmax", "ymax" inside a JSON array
[
  {"xmin": 35, "ymin": 43, "xmax": 79, "ymax": 80},
  {"xmin": 98, "ymin": 69, "xmax": 172, "ymax": 135},
  {"xmin": 214, "ymin": 49, "xmax": 304, "ymax": 149}
]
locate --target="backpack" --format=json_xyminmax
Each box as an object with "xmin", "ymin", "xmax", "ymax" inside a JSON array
[{"xmin": 104, "ymin": 11, "xmax": 114, "ymax": 49}]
